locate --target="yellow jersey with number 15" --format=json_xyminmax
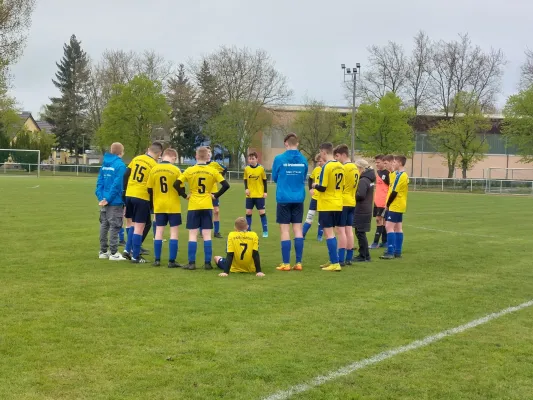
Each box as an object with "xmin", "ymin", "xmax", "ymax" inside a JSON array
[
  {"xmin": 147, "ymin": 162, "xmax": 182, "ymax": 214},
  {"xmin": 179, "ymin": 164, "xmax": 225, "ymax": 211},
  {"xmin": 126, "ymin": 154, "xmax": 158, "ymax": 201},
  {"xmin": 317, "ymin": 160, "xmax": 344, "ymax": 212},
  {"xmin": 342, "ymin": 162, "xmax": 359, "ymax": 207},
  {"xmin": 310, "ymin": 166, "xmax": 322, "ymax": 201},
  {"xmin": 227, "ymin": 231, "xmax": 259, "ymax": 273}
]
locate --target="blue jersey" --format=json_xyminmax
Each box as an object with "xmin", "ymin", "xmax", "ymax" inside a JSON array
[{"xmin": 272, "ymin": 150, "xmax": 308, "ymax": 204}]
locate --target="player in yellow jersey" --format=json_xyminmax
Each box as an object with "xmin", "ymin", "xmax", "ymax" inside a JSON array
[
  {"xmin": 175, "ymin": 147, "xmax": 230, "ymax": 270},
  {"xmin": 303, "ymin": 153, "xmax": 325, "ymax": 241},
  {"xmin": 312, "ymin": 142, "xmax": 344, "ymax": 272},
  {"xmin": 206, "ymin": 147, "xmax": 227, "ymax": 239},
  {"xmin": 381, "ymin": 155, "xmax": 409, "ymax": 260},
  {"xmin": 244, "ymin": 152, "xmax": 269, "ymax": 238},
  {"xmin": 333, "ymin": 144, "xmax": 359, "ymax": 265},
  {"xmin": 123, "ymin": 142, "xmax": 162, "ymax": 263},
  {"xmin": 215, "ymin": 217, "xmax": 265, "ymax": 277},
  {"xmin": 147, "ymin": 148, "xmax": 183, "ymax": 268}
]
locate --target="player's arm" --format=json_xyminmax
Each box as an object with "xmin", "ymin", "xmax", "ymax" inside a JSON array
[
  {"xmin": 383, "ymin": 171, "xmax": 390, "ymax": 186},
  {"xmin": 223, "ymin": 252, "xmax": 234, "ymax": 274},
  {"xmin": 122, "ymin": 167, "xmax": 131, "ymax": 199},
  {"xmin": 313, "ymin": 165, "xmax": 328, "ymax": 192},
  {"xmin": 356, "ymin": 177, "xmax": 369, "ymax": 202},
  {"xmin": 386, "ymin": 176, "xmax": 405, "ymax": 208},
  {"xmin": 173, "ymin": 179, "xmax": 189, "ymax": 199},
  {"xmin": 252, "ymin": 250, "xmax": 262, "ymax": 274},
  {"xmin": 308, "ymin": 176, "xmax": 314, "ymax": 191},
  {"xmin": 105, "ymin": 163, "xmax": 126, "ymax": 204},
  {"xmin": 213, "ymin": 180, "xmax": 230, "ymax": 199},
  {"xmin": 272, "ymin": 157, "xmax": 279, "ymax": 183},
  {"xmin": 95, "ymin": 168, "xmax": 105, "ymax": 201}
]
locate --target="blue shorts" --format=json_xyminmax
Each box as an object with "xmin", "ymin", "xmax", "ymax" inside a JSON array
[
  {"xmin": 186, "ymin": 210, "xmax": 213, "ymax": 230},
  {"xmin": 246, "ymin": 198, "xmax": 266, "ymax": 210},
  {"xmin": 386, "ymin": 211, "xmax": 403, "ymax": 223},
  {"xmin": 216, "ymin": 257, "xmax": 227, "ymax": 270},
  {"xmin": 339, "ymin": 206, "xmax": 355, "ymax": 227},
  {"xmin": 318, "ymin": 211, "xmax": 343, "ymax": 229},
  {"xmin": 276, "ymin": 203, "xmax": 304, "ymax": 224},
  {"xmin": 212, "ymin": 198, "xmax": 220, "ymax": 207},
  {"xmin": 155, "ymin": 213, "xmax": 182, "ymax": 227},
  {"xmin": 125, "ymin": 197, "xmax": 151, "ymax": 224},
  {"xmin": 308, "ymin": 198, "xmax": 317, "ymax": 211}
]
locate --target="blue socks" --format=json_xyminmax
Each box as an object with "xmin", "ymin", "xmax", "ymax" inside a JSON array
[
  {"xmin": 154, "ymin": 239, "xmax": 163, "ymax": 261},
  {"xmin": 395, "ymin": 232, "xmax": 403, "ymax": 255},
  {"xmin": 119, "ymin": 227, "xmax": 124, "ymax": 242},
  {"xmin": 188, "ymin": 241, "xmax": 197, "ymax": 264},
  {"xmin": 246, "ymin": 215, "xmax": 252, "ymax": 231},
  {"xmin": 125, "ymin": 227, "xmax": 134, "ymax": 253},
  {"xmin": 294, "ymin": 238, "xmax": 304, "ymax": 263},
  {"xmin": 260, "ymin": 214, "xmax": 268, "ymax": 232},
  {"xmin": 346, "ymin": 248, "xmax": 354, "ymax": 262},
  {"xmin": 338, "ymin": 248, "xmax": 346, "ymax": 264},
  {"xmin": 281, "ymin": 240, "xmax": 291, "ymax": 264},
  {"xmin": 326, "ymin": 238, "xmax": 339, "ymax": 264},
  {"xmin": 317, "ymin": 223, "xmax": 324, "ymax": 238},
  {"xmin": 303, "ymin": 222, "xmax": 311, "ymax": 237},
  {"xmin": 132, "ymin": 233, "xmax": 142, "ymax": 259},
  {"xmin": 204, "ymin": 240, "xmax": 212, "ymax": 263},
  {"xmin": 214, "ymin": 221, "xmax": 220, "ymax": 234},
  {"xmin": 169, "ymin": 239, "xmax": 178, "ymax": 262},
  {"xmin": 387, "ymin": 232, "xmax": 396, "ymax": 255}
]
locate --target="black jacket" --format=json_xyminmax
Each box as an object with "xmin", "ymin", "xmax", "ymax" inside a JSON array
[{"xmin": 353, "ymin": 168, "xmax": 376, "ymax": 232}]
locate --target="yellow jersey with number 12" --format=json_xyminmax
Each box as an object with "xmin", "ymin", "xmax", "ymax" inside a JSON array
[
  {"xmin": 342, "ymin": 162, "xmax": 359, "ymax": 207},
  {"xmin": 179, "ymin": 164, "xmax": 224, "ymax": 211},
  {"xmin": 126, "ymin": 154, "xmax": 158, "ymax": 201},
  {"xmin": 310, "ymin": 166, "xmax": 322, "ymax": 200},
  {"xmin": 227, "ymin": 231, "xmax": 259, "ymax": 273},
  {"xmin": 317, "ymin": 160, "xmax": 344, "ymax": 212},
  {"xmin": 147, "ymin": 162, "xmax": 182, "ymax": 214}
]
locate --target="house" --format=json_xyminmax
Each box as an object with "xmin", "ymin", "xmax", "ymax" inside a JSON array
[{"xmin": 18, "ymin": 111, "xmax": 41, "ymax": 133}]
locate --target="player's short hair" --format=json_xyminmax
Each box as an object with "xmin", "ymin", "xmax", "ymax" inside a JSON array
[
  {"xmin": 248, "ymin": 152, "xmax": 258, "ymax": 159},
  {"xmin": 314, "ymin": 153, "xmax": 322, "ymax": 162},
  {"xmin": 150, "ymin": 141, "xmax": 163, "ymax": 155},
  {"xmin": 284, "ymin": 133, "xmax": 298, "ymax": 146},
  {"xmin": 110, "ymin": 142, "xmax": 124, "ymax": 155},
  {"xmin": 234, "ymin": 217, "xmax": 248, "ymax": 231},
  {"xmin": 383, "ymin": 154, "xmax": 394, "ymax": 162},
  {"xmin": 319, "ymin": 142, "xmax": 334, "ymax": 155},
  {"xmin": 333, "ymin": 144, "xmax": 349, "ymax": 156},
  {"xmin": 163, "ymin": 148, "xmax": 178, "ymax": 159},
  {"xmin": 196, "ymin": 146, "xmax": 209, "ymax": 161},
  {"xmin": 394, "ymin": 155, "xmax": 407, "ymax": 166},
  {"xmin": 374, "ymin": 154, "xmax": 384, "ymax": 160}
]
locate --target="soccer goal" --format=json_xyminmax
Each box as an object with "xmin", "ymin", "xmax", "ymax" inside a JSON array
[
  {"xmin": 0, "ymin": 149, "xmax": 41, "ymax": 177},
  {"xmin": 486, "ymin": 167, "xmax": 533, "ymax": 195}
]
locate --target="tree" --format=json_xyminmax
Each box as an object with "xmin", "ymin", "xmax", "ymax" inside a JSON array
[
  {"xmin": 356, "ymin": 92, "xmax": 414, "ymax": 157},
  {"xmin": 96, "ymin": 75, "xmax": 169, "ymax": 156},
  {"xmin": 405, "ymin": 31, "xmax": 433, "ymax": 114},
  {"xmin": 502, "ymin": 86, "xmax": 533, "ymax": 162},
  {"xmin": 167, "ymin": 64, "xmax": 200, "ymax": 162},
  {"xmin": 290, "ymin": 100, "xmax": 346, "ymax": 160},
  {"xmin": 11, "ymin": 129, "xmax": 56, "ymax": 161},
  {"xmin": 0, "ymin": 0, "xmax": 36, "ymax": 64},
  {"xmin": 195, "ymin": 59, "xmax": 224, "ymax": 126},
  {"xmin": 520, "ymin": 49, "xmax": 533, "ymax": 90},
  {"xmin": 44, "ymin": 35, "xmax": 91, "ymax": 163}
]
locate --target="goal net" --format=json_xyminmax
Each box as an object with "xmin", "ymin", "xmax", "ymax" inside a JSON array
[
  {"xmin": 0, "ymin": 149, "xmax": 41, "ymax": 177},
  {"xmin": 486, "ymin": 167, "xmax": 533, "ymax": 195}
]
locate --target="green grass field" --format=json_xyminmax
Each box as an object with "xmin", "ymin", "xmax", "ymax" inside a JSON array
[{"xmin": 1, "ymin": 176, "xmax": 532, "ymax": 400}]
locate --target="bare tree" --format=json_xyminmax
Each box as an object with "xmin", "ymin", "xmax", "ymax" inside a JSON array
[
  {"xmin": 405, "ymin": 31, "xmax": 433, "ymax": 114},
  {"xmin": 0, "ymin": 0, "xmax": 35, "ymax": 64},
  {"xmin": 133, "ymin": 50, "xmax": 174, "ymax": 84},
  {"xmin": 519, "ymin": 49, "xmax": 533, "ymax": 90}
]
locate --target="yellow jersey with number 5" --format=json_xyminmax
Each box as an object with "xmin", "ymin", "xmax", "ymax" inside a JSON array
[
  {"xmin": 126, "ymin": 154, "xmax": 158, "ymax": 201},
  {"xmin": 147, "ymin": 162, "xmax": 182, "ymax": 214},
  {"xmin": 317, "ymin": 160, "xmax": 344, "ymax": 212},
  {"xmin": 179, "ymin": 164, "xmax": 225, "ymax": 211},
  {"xmin": 227, "ymin": 231, "xmax": 259, "ymax": 273}
]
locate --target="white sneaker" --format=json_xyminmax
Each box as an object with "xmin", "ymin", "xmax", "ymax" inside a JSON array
[
  {"xmin": 99, "ymin": 251, "xmax": 110, "ymax": 259},
  {"xmin": 109, "ymin": 252, "xmax": 127, "ymax": 261}
]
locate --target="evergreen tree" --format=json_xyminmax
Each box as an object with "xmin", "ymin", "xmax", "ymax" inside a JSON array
[
  {"xmin": 195, "ymin": 60, "xmax": 224, "ymax": 127},
  {"xmin": 45, "ymin": 35, "xmax": 90, "ymax": 163}
]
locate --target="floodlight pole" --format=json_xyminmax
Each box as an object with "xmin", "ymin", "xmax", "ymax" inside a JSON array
[{"xmin": 342, "ymin": 63, "xmax": 361, "ymax": 162}]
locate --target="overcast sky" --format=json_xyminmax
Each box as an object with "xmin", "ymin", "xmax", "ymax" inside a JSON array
[{"xmin": 9, "ymin": 0, "xmax": 533, "ymax": 117}]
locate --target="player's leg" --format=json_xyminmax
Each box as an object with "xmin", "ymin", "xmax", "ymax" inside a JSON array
[
  {"xmin": 213, "ymin": 199, "xmax": 222, "ymax": 238},
  {"xmin": 302, "ymin": 199, "xmax": 316, "ymax": 239},
  {"xmin": 185, "ymin": 211, "xmax": 199, "ymax": 270},
  {"xmin": 345, "ymin": 225, "xmax": 355, "ymax": 264},
  {"xmin": 118, "ymin": 223, "xmax": 125, "ymax": 246},
  {"xmin": 245, "ymin": 197, "xmax": 253, "ymax": 231},
  {"xmin": 123, "ymin": 198, "xmax": 134, "ymax": 258},
  {"xmin": 380, "ymin": 212, "xmax": 397, "ymax": 260},
  {"xmin": 291, "ymin": 203, "xmax": 304, "ymax": 270},
  {"xmin": 370, "ymin": 205, "xmax": 383, "ymax": 249},
  {"xmin": 139, "ymin": 213, "xmax": 152, "ymax": 255},
  {"xmin": 108, "ymin": 206, "xmax": 126, "ymax": 261},
  {"xmin": 394, "ymin": 220, "xmax": 403, "ymax": 258},
  {"xmin": 131, "ymin": 200, "xmax": 149, "ymax": 263},
  {"xmin": 276, "ymin": 203, "xmax": 292, "ymax": 271},
  {"xmin": 337, "ymin": 208, "xmax": 348, "ymax": 265},
  {"xmin": 214, "ymin": 256, "xmax": 227, "ymax": 272},
  {"xmin": 201, "ymin": 210, "xmax": 214, "ymax": 269},
  {"xmin": 167, "ymin": 214, "xmax": 181, "ymax": 268},
  {"xmin": 153, "ymin": 214, "xmax": 167, "ymax": 266},
  {"xmin": 320, "ymin": 212, "xmax": 341, "ymax": 271},
  {"xmin": 354, "ymin": 228, "xmax": 370, "ymax": 261},
  {"xmin": 380, "ymin": 217, "xmax": 388, "ymax": 247},
  {"xmin": 99, "ymin": 206, "xmax": 110, "ymax": 258},
  {"xmin": 257, "ymin": 198, "xmax": 268, "ymax": 237}
]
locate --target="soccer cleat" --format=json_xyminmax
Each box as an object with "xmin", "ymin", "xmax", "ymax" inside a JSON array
[
  {"xmin": 322, "ymin": 263, "xmax": 342, "ymax": 272},
  {"xmin": 339, "ymin": 262, "xmax": 346, "ymax": 267},
  {"xmin": 99, "ymin": 251, "xmax": 110, "ymax": 259},
  {"xmin": 204, "ymin": 262, "xmax": 213, "ymax": 270},
  {"xmin": 109, "ymin": 252, "xmax": 126, "ymax": 261},
  {"xmin": 380, "ymin": 253, "xmax": 395, "ymax": 260},
  {"xmin": 152, "ymin": 260, "xmax": 161, "ymax": 267},
  {"xmin": 262, "ymin": 231, "xmax": 269, "ymax": 238},
  {"xmin": 394, "ymin": 254, "xmax": 402, "ymax": 259},
  {"xmin": 118, "ymin": 240, "xmax": 127, "ymax": 246},
  {"xmin": 292, "ymin": 263, "xmax": 303, "ymax": 271},
  {"xmin": 345, "ymin": 260, "xmax": 352, "ymax": 266},
  {"xmin": 168, "ymin": 261, "xmax": 182, "ymax": 269},
  {"xmin": 379, "ymin": 242, "xmax": 387, "ymax": 248},
  {"xmin": 140, "ymin": 247, "xmax": 149, "ymax": 255},
  {"xmin": 183, "ymin": 263, "xmax": 196, "ymax": 270},
  {"xmin": 319, "ymin": 261, "xmax": 331, "ymax": 269},
  {"xmin": 276, "ymin": 263, "xmax": 291, "ymax": 271},
  {"xmin": 317, "ymin": 235, "xmax": 323, "ymax": 242},
  {"xmin": 369, "ymin": 243, "xmax": 380, "ymax": 249},
  {"xmin": 353, "ymin": 256, "xmax": 371, "ymax": 263},
  {"xmin": 131, "ymin": 256, "xmax": 147, "ymax": 264},
  {"xmin": 122, "ymin": 251, "xmax": 131, "ymax": 261},
  {"xmin": 214, "ymin": 232, "xmax": 223, "ymax": 239}
]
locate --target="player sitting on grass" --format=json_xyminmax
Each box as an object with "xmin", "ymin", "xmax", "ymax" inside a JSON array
[
  {"xmin": 303, "ymin": 153, "xmax": 324, "ymax": 241},
  {"xmin": 272, "ymin": 133, "xmax": 308, "ymax": 271},
  {"xmin": 147, "ymin": 148, "xmax": 183, "ymax": 268},
  {"xmin": 369, "ymin": 154, "xmax": 390, "ymax": 249},
  {"xmin": 314, "ymin": 142, "xmax": 344, "ymax": 272},
  {"xmin": 95, "ymin": 142, "xmax": 127, "ymax": 261},
  {"xmin": 333, "ymin": 144, "xmax": 359, "ymax": 266},
  {"xmin": 215, "ymin": 217, "xmax": 265, "ymax": 277},
  {"xmin": 244, "ymin": 152, "xmax": 268, "ymax": 238},
  {"xmin": 175, "ymin": 146, "xmax": 230, "ymax": 270},
  {"xmin": 353, "ymin": 159, "xmax": 375, "ymax": 262},
  {"xmin": 380, "ymin": 155, "xmax": 408, "ymax": 260},
  {"xmin": 206, "ymin": 146, "xmax": 227, "ymax": 239}
]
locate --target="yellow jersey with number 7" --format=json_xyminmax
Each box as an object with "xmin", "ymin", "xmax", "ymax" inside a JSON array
[{"xmin": 227, "ymin": 231, "xmax": 259, "ymax": 273}]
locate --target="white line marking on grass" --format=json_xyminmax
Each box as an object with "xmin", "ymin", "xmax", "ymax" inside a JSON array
[
  {"xmin": 404, "ymin": 224, "xmax": 497, "ymax": 238},
  {"xmin": 28, "ymin": 185, "xmax": 40, "ymax": 189},
  {"xmin": 262, "ymin": 299, "xmax": 533, "ymax": 400}
]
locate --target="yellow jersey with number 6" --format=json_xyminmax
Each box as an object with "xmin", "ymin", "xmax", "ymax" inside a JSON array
[
  {"xmin": 227, "ymin": 231, "xmax": 259, "ymax": 273},
  {"xmin": 317, "ymin": 160, "xmax": 344, "ymax": 212},
  {"xmin": 126, "ymin": 154, "xmax": 158, "ymax": 201},
  {"xmin": 179, "ymin": 164, "xmax": 225, "ymax": 211},
  {"xmin": 147, "ymin": 162, "xmax": 182, "ymax": 214}
]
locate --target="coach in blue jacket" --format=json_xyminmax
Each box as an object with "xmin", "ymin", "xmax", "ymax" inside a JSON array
[
  {"xmin": 272, "ymin": 133, "xmax": 308, "ymax": 271},
  {"xmin": 95, "ymin": 142, "xmax": 127, "ymax": 260}
]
